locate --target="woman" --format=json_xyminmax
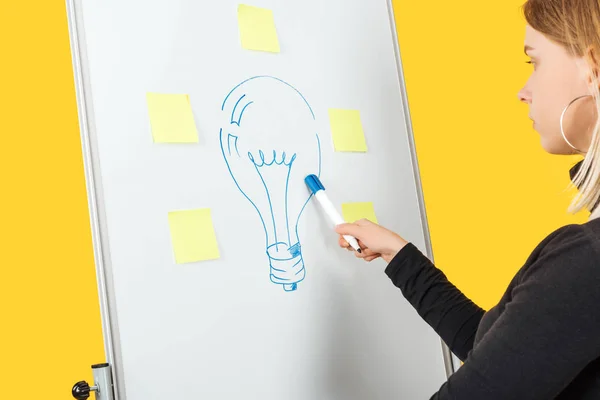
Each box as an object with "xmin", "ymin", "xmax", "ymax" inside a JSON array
[{"xmin": 335, "ymin": 1, "xmax": 600, "ymax": 398}]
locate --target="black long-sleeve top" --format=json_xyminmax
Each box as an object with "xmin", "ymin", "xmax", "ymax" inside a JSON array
[{"xmin": 386, "ymin": 161, "xmax": 600, "ymax": 399}]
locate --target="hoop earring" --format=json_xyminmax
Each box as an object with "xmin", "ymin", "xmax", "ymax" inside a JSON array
[{"xmin": 559, "ymin": 94, "xmax": 592, "ymax": 154}]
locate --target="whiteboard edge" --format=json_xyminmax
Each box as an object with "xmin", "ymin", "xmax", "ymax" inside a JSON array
[
  {"xmin": 385, "ymin": 0, "xmax": 456, "ymax": 378},
  {"xmin": 65, "ymin": 0, "xmax": 125, "ymax": 397}
]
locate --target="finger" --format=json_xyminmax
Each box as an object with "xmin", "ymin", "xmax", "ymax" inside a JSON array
[
  {"xmin": 357, "ymin": 253, "xmax": 381, "ymax": 262},
  {"xmin": 354, "ymin": 242, "xmax": 377, "ymax": 255},
  {"xmin": 355, "ymin": 218, "xmax": 375, "ymax": 227},
  {"xmin": 335, "ymin": 223, "xmax": 362, "ymax": 239},
  {"xmin": 354, "ymin": 249, "xmax": 375, "ymax": 259},
  {"xmin": 337, "ymin": 237, "xmax": 354, "ymax": 252},
  {"xmin": 359, "ymin": 247, "xmax": 378, "ymax": 257},
  {"xmin": 356, "ymin": 242, "xmax": 379, "ymax": 258},
  {"xmin": 338, "ymin": 236, "xmax": 349, "ymax": 248},
  {"xmin": 355, "ymin": 251, "xmax": 367, "ymax": 259}
]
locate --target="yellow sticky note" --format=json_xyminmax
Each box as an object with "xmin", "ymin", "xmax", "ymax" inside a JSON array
[
  {"xmin": 237, "ymin": 4, "xmax": 280, "ymax": 53},
  {"xmin": 146, "ymin": 93, "xmax": 199, "ymax": 143},
  {"xmin": 328, "ymin": 109, "xmax": 368, "ymax": 152},
  {"xmin": 342, "ymin": 202, "xmax": 378, "ymax": 224},
  {"xmin": 168, "ymin": 208, "xmax": 220, "ymax": 264}
]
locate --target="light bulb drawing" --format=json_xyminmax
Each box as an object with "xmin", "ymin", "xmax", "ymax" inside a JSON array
[{"xmin": 220, "ymin": 76, "xmax": 321, "ymax": 292}]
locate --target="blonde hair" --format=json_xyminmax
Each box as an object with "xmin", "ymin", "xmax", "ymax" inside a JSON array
[{"xmin": 523, "ymin": 0, "xmax": 600, "ymax": 215}]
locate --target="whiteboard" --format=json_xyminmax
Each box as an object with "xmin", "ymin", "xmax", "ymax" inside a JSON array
[{"xmin": 66, "ymin": 0, "xmax": 450, "ymax": 398}]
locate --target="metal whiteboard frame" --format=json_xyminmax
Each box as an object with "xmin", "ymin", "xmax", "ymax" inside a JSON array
[
  {"xmin": 65, "ymin": 0, "xmax": 456, "ymax": 397},
  {"xmin": 66, "ymin": 0, "xmax": 126, "ymax": 397},
  {"xmin": 385, "ymin": 0, "xmax": 457, "ymax": 378}
]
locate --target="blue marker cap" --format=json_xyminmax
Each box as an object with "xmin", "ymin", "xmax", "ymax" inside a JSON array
[{"xmin": 305, "ymin": 174, "xmax": 325, "ymax": 194}]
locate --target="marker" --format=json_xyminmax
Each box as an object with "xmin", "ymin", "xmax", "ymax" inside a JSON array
[{"xmin": 304, "ymin": 174, "xmax": 362, "ymax": 253}]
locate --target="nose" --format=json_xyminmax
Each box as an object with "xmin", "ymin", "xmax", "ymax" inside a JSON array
[{"xmin": 518, "ymin": 87, "xmax": 532, "ymax": 104}]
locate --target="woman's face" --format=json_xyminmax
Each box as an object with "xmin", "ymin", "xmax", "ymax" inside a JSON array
[{"xmin": 518, "ymin": 25, "xmax": 596, "ymax": 154}]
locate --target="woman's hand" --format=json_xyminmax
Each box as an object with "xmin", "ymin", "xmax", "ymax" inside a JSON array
[{"xmin": 335, "ymin": 219, "xmax": 409, "ymax": 263}]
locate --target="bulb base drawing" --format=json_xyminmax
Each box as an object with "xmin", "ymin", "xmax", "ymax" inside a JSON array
[{"xmin": 267, "ymin": 242, "xmax": 305, "ymax": 291}]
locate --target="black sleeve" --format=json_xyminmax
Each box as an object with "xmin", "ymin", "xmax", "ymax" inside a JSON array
[
  {"xmin": 385, "ymin": 243, "xmax": 485, "ymax": 361},
  {"xmin": 427, "ymin": 225, "xmax": 600, "ymax": 399}
]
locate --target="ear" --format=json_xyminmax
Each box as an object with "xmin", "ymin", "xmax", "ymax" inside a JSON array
[{"xmin": 585, "ymin": 45, "xmax": 600, "ymax": 86}]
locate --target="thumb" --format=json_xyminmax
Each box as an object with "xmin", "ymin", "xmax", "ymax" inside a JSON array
[
  {"xmin": 355, "ymin": 218, "xmax": 375, "ymax": 227},
  {"xmin": 335, "ymin": 223, "xmax": 362, "ymax": 238}
]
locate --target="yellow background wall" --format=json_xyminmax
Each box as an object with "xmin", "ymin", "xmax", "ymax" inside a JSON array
[
  {"xmin": 0, "ymin": 0, "xmax": 589, "ymax": 398},
  {"xmin": 0, "ymin": 1, "xmax": 105, "ymax": 398}
]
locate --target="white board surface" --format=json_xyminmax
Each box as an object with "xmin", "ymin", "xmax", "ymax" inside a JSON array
[{"xmin": 67, "ymin": 0, "xmax": 449, "ymax": 398}]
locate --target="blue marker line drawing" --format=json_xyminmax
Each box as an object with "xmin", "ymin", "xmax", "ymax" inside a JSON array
[{"xmin": 220, "ymin": 76, "xmax": 321, "ymax": 292}]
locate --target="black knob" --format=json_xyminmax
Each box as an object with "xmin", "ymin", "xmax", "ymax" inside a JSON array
[{"xmin": 72, "ymin": 380, "xmax": 91, "ymax": 400}]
